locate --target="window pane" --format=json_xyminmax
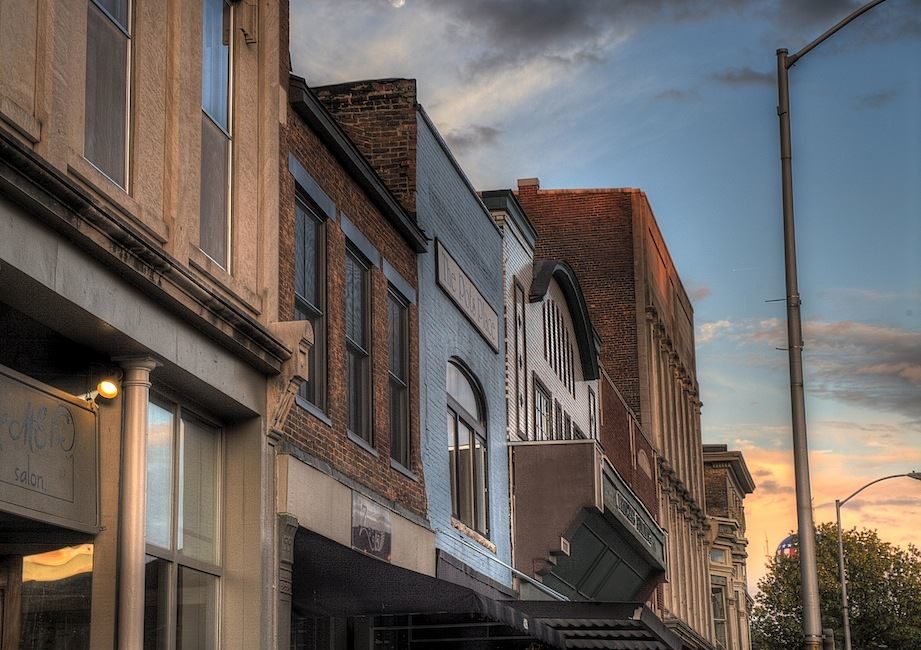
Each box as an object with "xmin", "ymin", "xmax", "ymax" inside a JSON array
[
  {"xmin": 179, "ymin": 415, "xmax": 220, "ymax": 564},
  {"xmin": 295, "ymin": 202, "xmax": 319, "ymax": 308},
  {"xmin": 387, "ymin": 294, "xmax": 406, "ymax": 380},
  {"xmin": 177, "ymin": 567, "xmax": 218, "ymax": 650},
  {"xmin": 447, "ymin": 412, "xmax": 458, "ymax": 516},
  {"xmin": 201, "ymin": 0, "xmax": 229, "ymax": 129},
  {"xmin": 456, "ymin": 422, "xmax": 473, "ymax": 526},
  {"xmin": 347, "ymin": 346, "xmax": 369, "ymax": 441},
  {"xmin": 389, "ymin": 380, "xmax": 408, "ymax": 467},
  {"xmin": 473, "ymin": 434, "xmax": 488, "ymax": 535},
  {"xmin": 345, "ymin": 253, "xmax": 366, "ymax": 346},
  {"xmin": 446, "ymin": 363, "xmax": 479, "ymax": 420},
  {"xmin": 94, "ymin": 0, "xmax": 129, "ymax": 29},
  {"xmin": 20, "ymin": 545, "xmax": 93, "ymax": 649},
  {"xmin": 146, "ymin": 401, "xmax": 173, "ymax": 549},
  {"xmin": 85, "ymin": 3, "xmax": 127, "ymax": 187},
  {"xmin": 200, "ymin": 113, "xmax": 229, "ymax": 267},
  {"xmin": 144, "ymin": 556, "xmax": 170, "ymax": 650}
]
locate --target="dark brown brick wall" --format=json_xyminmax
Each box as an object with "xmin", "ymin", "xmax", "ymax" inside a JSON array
[
  {"xmin": 314, "ymin": 80, "xmax": 418, "ymax": 218},
  {"xmin": 278, "ymin": 86, "xmax": 427, "ymax": 518},
  {"xmin": 705, "ymin": 466, "xmax": 729, "ymax": 518},
  {"xmin": 516, "ymin": 184, "xmax": 642, "ymax": 417}
]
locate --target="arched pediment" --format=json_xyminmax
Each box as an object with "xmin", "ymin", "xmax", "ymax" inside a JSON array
[{"xmin": 529, "ymin": 260, "xmax": 601, "ymax": 380}]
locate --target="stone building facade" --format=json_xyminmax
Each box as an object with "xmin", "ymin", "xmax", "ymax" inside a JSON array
[
  {"xmin": 0, "ymin": 0, "xmax": 294, "ymax": 647},
  {"xmin": 704, "ymin": 445, "xmax": 756, "ymax": 650},
  {"xmin": 515, "ymin": 178, "xmax": 716, "ymax": 650}
]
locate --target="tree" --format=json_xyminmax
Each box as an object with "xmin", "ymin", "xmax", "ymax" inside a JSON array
[{"xmin": 751, "ymin": 522, "xmax": 921, "ymax": 650}]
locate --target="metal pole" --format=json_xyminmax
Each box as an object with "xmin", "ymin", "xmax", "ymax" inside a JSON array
[
  {"xmin": 836, "ymin": 500, "xmax": 852, "ymax": 650},
  {"xmin": 776, "ymin": 48, "xmax": 823, "ymax": 650}
]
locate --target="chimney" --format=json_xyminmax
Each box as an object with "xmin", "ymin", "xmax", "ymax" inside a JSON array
[{"xmin": 517, "ymin": 177, "xmax": 540, "ymax": 195}]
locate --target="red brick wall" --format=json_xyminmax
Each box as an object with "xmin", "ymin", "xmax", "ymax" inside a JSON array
[
  {"xmin": 705, "ymin": 467, "xmax": 729, "ymax": 518},
  {"xmin": 279, "ymin": 89, "xmax": 427, "ymax": 518},
  {"xmin": 516, "ymin": 184, "xmax": 642, "ymax": 417},
  {"xmin": 599, "ymin": 372, "xmax": 657, "ymax": 515},
  {"xmin": 314, "ymin": 80, "xmax": 418, "ymax": 218}
]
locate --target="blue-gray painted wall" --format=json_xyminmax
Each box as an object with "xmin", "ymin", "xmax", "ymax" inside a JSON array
[{"xmin": 414, "ymin": 111, "xmax": 512, "ymax": 588}]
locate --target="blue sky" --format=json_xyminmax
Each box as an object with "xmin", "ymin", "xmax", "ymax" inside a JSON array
[{"xmin": 290, "ymin": 0, "xmax": 921, "ymax": 588}]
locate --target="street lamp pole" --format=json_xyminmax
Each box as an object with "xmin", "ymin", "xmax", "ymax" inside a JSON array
[
  {"xmin": 775, "ymin": 2, "xmax": 890, "ymax": 648},
  {"xmin": 834, "ymin": 471, "xmax": 921, "ymax": 650}
]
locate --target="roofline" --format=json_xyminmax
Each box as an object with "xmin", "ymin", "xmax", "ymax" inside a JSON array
[
  {"xmin": 480, "ymin": 190, "xmax": 538, "ymax": 248},
  {"xmin": 415, "ymin": 105, "xmax": 502, "ymax": 236},
  {"xmin": 529, "ymin": 259, "xmax": 601, "ymax": 380},
  {"xmin": 703, "ymin": 447, "xmax": 756, "ymax": 494},
  {"xmin": 288, "ymin": 75, "xmax": 428, "ymax": 253}
]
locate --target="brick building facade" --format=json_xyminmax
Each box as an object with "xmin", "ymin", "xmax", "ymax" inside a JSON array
[{"xmin": 515, "ymin": 178, "xmax": 715, "ymax": 650}]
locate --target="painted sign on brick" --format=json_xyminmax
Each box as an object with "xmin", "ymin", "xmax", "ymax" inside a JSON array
[{"xmin": 436, "ymin": 240, "xmax": 499, "ymax": 351}]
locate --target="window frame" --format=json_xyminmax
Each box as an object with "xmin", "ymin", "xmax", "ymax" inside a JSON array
[
  {"xmin": 84, "ymin": 0, "xmax": 132, "ymax": 189},
  {"xmin": 588, "ymin": 387, "xmax": 598, "ymax": 439},
  {"xmin": 198, "ymin": 0, "xmax": 234, "ymax": 271},
  {"xmin": 387, "ymin": 288, "xmax": 410, "ymax": 469},
  {"xmin": 512, "ymin": 280, "xmax": 528, "ymax": 438},
  {"xmin": 533, "ymin": 378, "xmax": 552, "ymax": 442},
  {"xmin": 293, "ymin": 194, "xmax": 327, "ymax": 412},
  {"xmin": 145, "ymin": 393, "xmax": 224, "ymax": 650},
  {"xmin": 345, "ymin": 245, "xmax": 373, "ymax": 445},
  {"xmin": 446, "ymin": 360, "xmax": 489, "ymax": 537}
]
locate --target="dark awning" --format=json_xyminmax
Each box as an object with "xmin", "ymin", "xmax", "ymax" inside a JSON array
[
  {"xmin": 292, "ymin": 528, "xmax": 565, "ymax": 648},
  {"xmin": 506, "ymin": 601, "xmax": 683, "ymax": 650}
]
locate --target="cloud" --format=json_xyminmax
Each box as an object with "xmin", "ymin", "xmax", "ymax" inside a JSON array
[
  {"xmin": 759, "ymin": 478, "xmax": 795, "ymax": 495},
  {"xmin": 698, "ymin": 319, "xmax": 733, "ymax": 343},
  {"xmin": 771, "ymin": 0, "xmax": 921, "ymax": 40},
  {"xmin": 711, "ymin": 66, "xmax": 774, "ymax": 87},
  {"xmin": 442, "ymin": 124, "xmax": 502, "ymax": 155},
  {"xmin": 655, "ymin": 88, "xmax": 699, "ymax": 102},
  {"xmin": 855, "ymin": 89, "xmax": 898, "ymax": 110}
]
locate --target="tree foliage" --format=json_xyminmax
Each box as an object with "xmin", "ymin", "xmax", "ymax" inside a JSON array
[{"xmin": 751, "ymin": 522, "xmax": 921, "ymax": 650}]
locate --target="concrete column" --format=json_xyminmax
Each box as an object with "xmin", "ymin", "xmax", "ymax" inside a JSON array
[
  {"xmin": 117, "ymin": 357, "xmax": 159, "ymax": 650},
  {"xmin": 277, "ymin": 514, "xmax": 299, "ymax": 649}
]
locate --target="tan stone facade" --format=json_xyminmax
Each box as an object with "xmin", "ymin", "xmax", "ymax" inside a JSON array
[{"xmin": 704, "ymin": 445, "xmax": 756, "ymax": 650}]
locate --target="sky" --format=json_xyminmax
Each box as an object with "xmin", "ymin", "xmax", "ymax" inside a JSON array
[{"xmin": 289, "ymin": 0, "xmax": 921, "ymax": 592}]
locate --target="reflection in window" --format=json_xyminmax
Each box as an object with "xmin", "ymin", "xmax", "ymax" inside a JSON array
[
  {"xmin": 388, "ymin": 291, "xmax": 409, "ymax": 467},
  {"xmin": 20, "ymin": 544, "xmax": 94, "ymax": 649},
  {"xmin": 346, "ymin": 249, "xmax": 371, "ymax": 443},
  {"xmin": 294, "ymin": 197, "xmax": 326, "ymax": 410},
  {"xmin": 84, "ymin": 0, "xmax": 130, "ymax": 187},
  {"xmin": 447, "ymin": 361, "xmax": 488, "ymax": 536},
  {"xmin": 144, "ymin": 398, "xmax": 222, "ymax": 650},
  {"xmin": 199, "ymin": 0, "xmax": 232, "ymax": 268}
]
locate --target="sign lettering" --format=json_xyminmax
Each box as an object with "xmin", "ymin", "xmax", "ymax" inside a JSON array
[{"xmin": 436, "ymin": 241, "xmax": 500, "ymax": 351}]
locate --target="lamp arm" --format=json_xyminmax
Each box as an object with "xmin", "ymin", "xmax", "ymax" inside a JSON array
[
  {"xmin": 839, "ymin": 473, "xmax": 911, "ymax": 508},
  {"xmin": 787, "ymin": 0, "xmax": 889, "ymax": 66}
]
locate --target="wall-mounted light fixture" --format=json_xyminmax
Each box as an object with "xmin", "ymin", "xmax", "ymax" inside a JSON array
[{"xmin": 81, "ymin": 369, "xmax": 123, "ymax": 404}]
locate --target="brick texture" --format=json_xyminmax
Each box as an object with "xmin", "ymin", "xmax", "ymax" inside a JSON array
[
  {"xmin": 515, "ymin": 184, "xmax": 642, "ymax": 416},
  {"xmin": 278, "ymin": 82, "xmax": 427, "ymax": 519},
  {"xmin": 705, "ymin": 467, "xmax": 729, "ymax": 518}
]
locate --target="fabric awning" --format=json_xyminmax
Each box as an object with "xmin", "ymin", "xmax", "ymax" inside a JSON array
[
  {"xmin": 292, "ymin": 528, "xmax": 565, "ymax": 648},
  {"xmin": 505, "ymin": 601, "xmax": 683, "ymax": 650}
]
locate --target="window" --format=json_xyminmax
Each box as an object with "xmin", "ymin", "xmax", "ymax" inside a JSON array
[
  {"xmin": 512, "ymin": 281, "xmax": 527, "ymax": 437},
  {"xmin": 533, "ymin": 381, "xmax": 552, "ymax": 441},
  {"xmin": 447, "ymin": 361, "xmax": 488, "ymax": 536},
  {"xmin": 346, "ymin": 248, "xmax": 371, "ymax": 444},
  {"xmin": 554, "ymin": 400, "xmax": 563, "ymax": 441},
  {"xmin": 200, "ymin": 0, "xmax": 232, "ymax": 269},
  {"xmin": 85, "ymin": 0, "xmax": 130, "ymax": 187},
  {"xmin": 388, "ymin": 290, "xmax": 409, "ymax": 467},
  {"xmin": 712, "ymin": 586, "xmax": 728, "ymax": 649},
  {"xmin": 588, "ymin": 387, "xmax": 598, "ymax": 438},
  {"xmin": 294, "ymin": 197, "xmax": 326, "ymax": 410},
  {"xmin": 710, "ymin": 548, "xmax": 728, "ymax": 564},
  {"xmin": 145, "ymin": 397, "xmax": 222, "ymax": 650},
  {"xmin": 564, "ymin": 412, "xmax": 572, "ymax": 440}
]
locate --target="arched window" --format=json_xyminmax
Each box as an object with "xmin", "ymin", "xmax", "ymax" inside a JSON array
[{"xmin": 446, "ymin": 360, "xmax": 488, "ymax": 536}]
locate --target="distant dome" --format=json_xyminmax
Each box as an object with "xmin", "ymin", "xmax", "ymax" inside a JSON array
[{"xmin": 776, "ymin": 534, "xmax": 798, "ymax": 557}]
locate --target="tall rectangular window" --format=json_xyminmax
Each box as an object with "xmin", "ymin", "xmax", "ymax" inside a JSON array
[
  {"xmin": 345, "ymin": 248, "xmax": 371, "ymax": 443},
  {"xmin": 388, "ymin": 290, "xmax": 409, "ymax": 467},
  {"xmin": 294, "ymin": 197, "xmax": 326, "ymax": 410},
  {"xmin": 145, "ymin": 398, "xmax": 222, "ymax": 650},
  {"xmin": 588, "ymin": 387, "xmax": 598, "ymax": 439},
  {"xmin": 85, "ymin": 0, "xmax": 130, "ymax": 187},
  {"xmin": 200, "ymin": 0, "xmax": 232, "ymax": 269},
  {"xmin": 513, "ymin": 282, "xmax": 527, "ymax": 437},
  {"xmin": 533, "ymin": 382, "xmax": 552, "ymax": 441},
  {"xmin": 712, "ymin": 586, "xmax": 728, "ymax": 649}
]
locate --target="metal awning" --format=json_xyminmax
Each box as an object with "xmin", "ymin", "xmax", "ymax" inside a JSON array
[
  {"xmin": 292, "ymin": 529, "xmax": 565, "ymax": 648},
  {"xmin": 505, "ymin": 601, "xmax": 683, "ymax": 650}
]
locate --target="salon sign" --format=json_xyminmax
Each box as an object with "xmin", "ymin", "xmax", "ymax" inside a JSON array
[
  {"xmin": 436, "ymin": 240, "xmax": 500, "ymax": 351},
  {"xmin": 0, "ymin": 364, "xmax": 98, "ymax": 533}
]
